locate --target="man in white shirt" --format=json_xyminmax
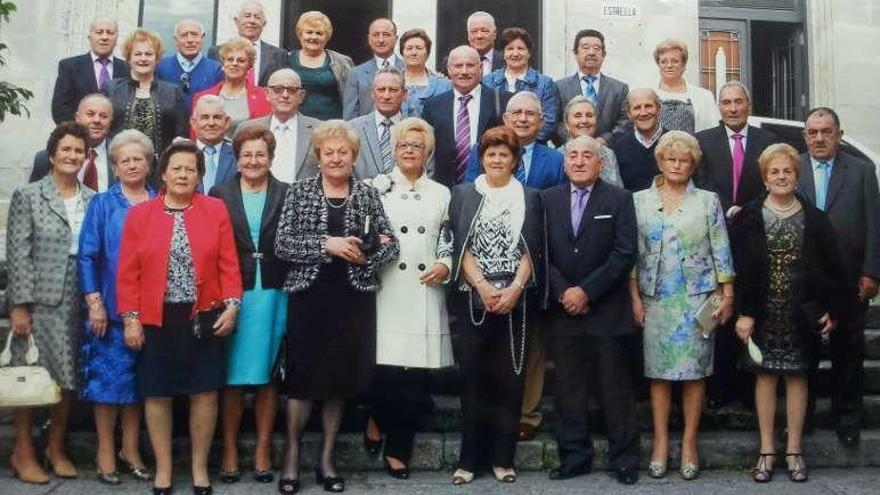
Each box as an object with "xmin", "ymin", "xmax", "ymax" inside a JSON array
[
  {"xmin": 209, "ymin": 1, "xmax": 288, "ymax": 87},
  {"xmin": 343, "ymin": 18, "xmax": 405, "ymax": 120},
  {"xmin": 191, "ymin": 95, "xmax": 237, "ymax": 192},
  {"xmin": 349, "ymin": 67, "xmax": 408, "ymax": 178}
]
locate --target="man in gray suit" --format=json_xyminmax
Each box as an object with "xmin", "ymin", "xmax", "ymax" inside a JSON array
[
  {"xmin": 236, "ymin": 68, "xmax": 320, "ymax": 182},
  {"xmin": 798, "ymin": 107, "xmax": 880, "ymax": 447},
  {"xmin": 342, "ymin": 18, "xmax": 405, "ymax": 120},
  {"xmin": 555, "ymin": 29, "xmax": 629, "ymax": 145},
  {"xmin": 349, "ymin": 67, "xmax": 407, "ymax": 179}
]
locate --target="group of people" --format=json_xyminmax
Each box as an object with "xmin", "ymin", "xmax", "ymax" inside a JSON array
[{"xmin": 4, "ymin": 2, "xmax": 879, "ymax": 494}]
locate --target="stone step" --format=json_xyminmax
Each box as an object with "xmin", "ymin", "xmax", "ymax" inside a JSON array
[{"xmin": 865, "ymin": 329, "xmax": 880, "ymax": 360}]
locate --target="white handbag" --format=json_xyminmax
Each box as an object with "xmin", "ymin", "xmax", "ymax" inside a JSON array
[{"xmin": 0, "ymin": 332, "xmax": 61, "ymax": 407}]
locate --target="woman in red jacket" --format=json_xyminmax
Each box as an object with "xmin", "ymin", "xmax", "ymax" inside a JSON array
[{"xmin": 117, "ymin": 140, "xmax": 242, "ymax": 495}]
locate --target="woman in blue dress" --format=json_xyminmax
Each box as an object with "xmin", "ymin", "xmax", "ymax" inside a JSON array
[
  {"xmin": 78, "ymin": 129, "xmax": 156, "ymax": 484},
  {"xmin": 209, "ymin": 125, "xmax": 289, "ymax": 484},
  {"xmin": 398, "ymin": 29, "xmax": 452, "ymax": 118}
]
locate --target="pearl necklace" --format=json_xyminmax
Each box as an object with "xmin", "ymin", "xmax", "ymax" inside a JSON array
[{"xmin": 765, "ymin": 196, "xmax": 798, "ymax": 213}]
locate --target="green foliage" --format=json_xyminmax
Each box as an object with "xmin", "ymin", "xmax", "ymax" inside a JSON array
[{"xmin": 0, "ymin": 1, "xmax": 32, "ymax": 122}]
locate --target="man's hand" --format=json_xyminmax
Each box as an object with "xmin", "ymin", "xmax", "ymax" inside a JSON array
[{"xmin": 560, "ymin": 287, "xmax": 589, "ymax": 316}]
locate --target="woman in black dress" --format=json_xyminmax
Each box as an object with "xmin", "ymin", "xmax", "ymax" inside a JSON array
[
  {"xmin": 274, "ymin": 120, "xmax": 398, "ymax": 493},
  {"xmin": 733, "ymin": 143, "xmax": 846, "ymax": 483}
]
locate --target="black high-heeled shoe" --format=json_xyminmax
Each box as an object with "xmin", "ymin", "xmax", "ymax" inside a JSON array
[
  {"xmin": 152, "ymin": 485, "xmax": 173, "ymax": 495},
  {"xmin": 384, "ymin": 456, "xmax": 410, "ymax": 480},
  {"xmin": 363, "ymin": 431, "xmax": 382, "ymax": 456},
  {"xmin": 315, "ymin": 467, "xmax": 345, "ymax": 492},
  {"xmin": 218, "ymin": 469, "xmax": 241, "ymax": 483},
  {"xmin": 278, "ymin": 477, "xmax": 300, "ymax": 494},
  {"xmin": 253, "ymin": 469, "xmax": 274, "ymax": 483},
  {"xmin": 118, "ymin": 450, "xmax": 153, "ymax": 481},
  {"xmin": 192, "ymin": 484, "xmax": 212, "ymax": 495}
]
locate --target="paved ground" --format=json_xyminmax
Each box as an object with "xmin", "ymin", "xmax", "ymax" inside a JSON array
[{"xmin": 1, "ymin": 468, "xmax": 879, "ymax": 495}]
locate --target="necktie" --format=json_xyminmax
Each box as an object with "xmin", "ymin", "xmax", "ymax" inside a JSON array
[
  {"xmin": 815, "ymin": 161, "xmax": 831, "ymax": 211},
  {"xmin": 83, "ymin": 148, "xmax": 98, "ymax": 191},
  {"xmin": 97, "ymin": 57, "xmax": 110, "ymax": 91},
  {"xmin": 455, "ymin": 94, "xmax": 473, "ymax": 183},
  {"xmin": 571, "ymin": 188, "xmax": 588, "ymax": 235},
  {"xmin": 379, "ymin": 119, "xmax": 393, "ymax": 172},
  {"xmin": 514, "ymin": 149, "xmax": 527, "ymax": 184},
  {"xmin": 480, "ymin": 55, "xmax": 489, "ymax": 76},
  {"xmin": 203, "ymin": 146, "xmax": 217, "ymax": 191},
  {"xmin": 582, "ymin": 75, "xmax": 597, "ymax": 105},
  {"xmin": 731, "ymin": 133, "xmax": 745, "ymax": 201}
]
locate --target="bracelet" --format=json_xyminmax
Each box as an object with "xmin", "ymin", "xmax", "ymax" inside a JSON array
[
  {"xmin": 121, "ymin": 311, "xmax": 140, "ymax": 321},
  {"xmin": 511, "ymin": 280, "xmax": 525, "ymax": 291},
  {"xmin": 722, "ymin": 294, "xmax": 734, "ymax": 299}
]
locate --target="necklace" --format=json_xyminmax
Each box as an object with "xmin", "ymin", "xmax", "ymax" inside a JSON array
[
  {"xmin": 324, "ymin": 194, "xmax": 349, "ymax": 209},
  {"xmin": 163, "ymin": 197, "xmax": 191, "ymax": 210},
  {"xmin": 766, "ymin": 196, "xmax": 798, "ymax": 213}
]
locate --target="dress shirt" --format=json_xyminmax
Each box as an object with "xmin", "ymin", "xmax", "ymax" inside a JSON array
[
  {"xmin": 634, "ymin": 126, "xmax": 663, "ymax": 149},
  {"xmin": 578, "ymin": 71, "xmax": 601, "ymax": 96},
  {"xmin": 453, "ymin": 85, "xmax": 482, "ymax": 146},
  {"xmin": 90, "ymin": 51, "xmax": 114, "ymax": 86},
  {"xmin": 270, "ymin": 114, "xmax": 299, "ymax": 182},
  {"xmin": 521, "ymin": 142, "xmax": 536, "ymax": 181},
  {"xmin": 251, "ymin": 40, "xmax": 262, "ymax": 86},
  {"xmin": 373, "ymin": 110, "xmax": 402, "ymax": 134},
  {"xmin": 77, "ymin": 140, "xmax": 110, "ymax": 192},
  {"xmin": 177, "ymin": 52, "xmax": 204, "ymax": 73},
  {"xmin": 725, "ymin": 125, "xmax": 749, "ymax": 157},
  {"xmin": 197, "ymin": 139, "xmax": 222, "ymax": 190},
  {"xmin": 374, "ymin": 55, "xmax": 397, "ymax": 69},
  {"xmin": 480, "ymin": 51, "xmax": 494, "ymax": 76},
  {"xmin": 810, "ymin": 154, "xmax": 836, "ymax": 208}
]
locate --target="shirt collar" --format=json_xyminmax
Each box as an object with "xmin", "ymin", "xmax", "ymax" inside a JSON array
[
  {"xmin": 373, "ymin": 111, "xmax": 402, "ymax": 127},
  {"xmin": 374, "ymin": 55, "xmax": 396, "ymax": 68},
  {"xmin": 177, "ymin": 51, "xmax": 203, "ymax": 71},
  {"xmin": 271, "ymin": 114, "xmax": 298, "ymax": 129},
  {"xmin": 725, "ymin": 125, "xmax": 749, "ymax": 139},
  {"xmin": 90, "ymin": 51, "xmax": 110, "ymax": 63},
  {"xmin": 570, "ymin": 182, "xmax": 594, "ymax": 194},
  {"xmin": 810, "ymin": 155, "xmax": 836, "ymax": 168},
  {"xmin": 454, "ymin": 85, "xmax": 481, "ymax": 101},
  {"xmin": 577, "ymin": 70, "xmax": 601, "ymax": 82},
  {"xmin": 634, "ymin": 126, "xmax": 663, "ymax": 148}
]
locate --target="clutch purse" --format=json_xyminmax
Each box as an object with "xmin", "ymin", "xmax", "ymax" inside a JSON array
[
  {"xmin": 271, "ymin": 336, "xmax": 288, "ymax": 386},
  {"xmin": 747, "ymin": 336, "xmax": 764, "ymax": 365},
  {"xmin": 192, "ymin": 306, "xmax": 224, "ymax": 339},
  {"xmin": 0, "ymin": 332, "xmax": 61, "ymax": 408},
  {"xmin": 470, "ymin": 272, "xmax": 516, "ymax": 310},
  {"xmin": 695, "ymin": 294, "xmax": 721, "ymax": 338}
]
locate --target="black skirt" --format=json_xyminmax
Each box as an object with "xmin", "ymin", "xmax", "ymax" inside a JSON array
[{"xmin": 137, "ymin": 303, "xmax": 227, "ymax": 397}]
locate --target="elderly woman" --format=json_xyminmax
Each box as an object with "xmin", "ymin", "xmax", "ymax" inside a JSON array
[
  {"xmin": 629, "ymin": 131, "xmax": 735, "ymax": 480},
  {"xmin": 208, "ymin": 126, "xmax": 288, "ymax": 485},
  {"xmin": 563, "ymin": 95, "xmax": 623, "ymax": 187},
  {"xmin": 274, "ymin": 120, "xmax": 398, "ymax": 494},
  {"xmin": 398, "ymin": 29, "xmax": 451, "ymax": 118},
  {"xmin": 192, "ymin": 37, "xmax": 271, "ymax": 139},
  {"xmin": 734, "ymin": 144, "xmax": 846, "ymax": 483},
  {"xmin": 290, "ymin": 11, "xmax": 354, "ymax": 120},
  {"xmin": 105, "ymin": 28, "xmax": 188, "ymax": 168},
  {"xmin": 7, "ymin": 122, "xmax": 94, "ymax": 484},
  {"xmin": 363, "ymin": 118, "xmax": 454, "ymax": 479},
  {"xmin": 78, "ymin": 129, "xmax": 156, "ymax": 485},
  {"xmin": 653, "ymin": 39, "xmax": 720, "ymax": 134},
  {"xmin": 448, "ymin": 125, "xmax": 544, "ymax": 485},
  {"xmin": 483, "ymin": 27, "xmax": 559, "ymax": 143},
  {"xmin": 117, "ymin": 140, "xmax": 242, "ymax": 495}
]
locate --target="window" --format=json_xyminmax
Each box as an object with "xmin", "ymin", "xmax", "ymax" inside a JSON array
[{"xmin": 139, "ymin": 0, "xmax": 218, "ymax": 53}]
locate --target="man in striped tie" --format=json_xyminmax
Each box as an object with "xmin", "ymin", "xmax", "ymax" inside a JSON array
[{"xmin": 350, "ymin": 67, "xmax": 408, "ymax": 179}]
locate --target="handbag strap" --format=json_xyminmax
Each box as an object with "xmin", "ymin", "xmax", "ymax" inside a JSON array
[{"xmin": 0, "ymin": 332, "xmax": 39, "ymax": 367}]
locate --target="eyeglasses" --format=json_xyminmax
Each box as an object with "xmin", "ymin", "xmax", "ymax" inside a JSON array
[
  {"xmin": 396, "ymin": 142, "xmax": 425, "ymax": 151},
  {"xmin": 267, "ymin": 85, "xmax": 303, "ymax": 96},
  {"xmin": 180, "ymin": 72, "xmax": 191, "ymax": 94},
  {"xmin": 508, "ymin": 109, "xmax": 541, "ymax": 120}
]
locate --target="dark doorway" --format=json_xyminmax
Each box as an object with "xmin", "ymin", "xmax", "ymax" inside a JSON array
[
  {"xmin": 750, "ymin": 21, "xmax": 807, "ymax": 120},
  {"xmin": 283, "ymin": 0, "xmax": 392, "ymax": 65},
  {"xmin": 435, "ymin": 0, "xmax": 543, "ymax": 72}
]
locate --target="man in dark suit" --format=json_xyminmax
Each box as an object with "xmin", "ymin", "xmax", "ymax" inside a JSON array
[
  {"xmin": 422, "ymin": 45, "xmax": 509, "ymax": 188},
  {"xmin": 611, "ymin": 88, "xmax": 667, "ymax": 192},
  {"xmin": 439, "ymin": 11, "xmax": 504, "ymax": 77},
  {"xmin": 191, "ymin": 95, "xmax": 237, "ymax": 192},
  {"xmin": 208, "ymin": 1, "xmax": 288, "ymax": 87},
  {"xmin": 695, "ymin": 81, "xmax": 777, "ymax": 409},
  {"xmin": 51, "ymin": 17, "xmax": 128, "ymax": 123},
  {"xmin": 343, "ymin": 18, "xmax": 405, "ymax": 120},
  {"xmin": 555, "ymin": 29, "xmax": 629, "ymax": 145},
  {"xmin": 798, "ymin": 107, "xmax": 880, "ymax": 446},
  {"xmin": 544, "ymin": 135, "xmax": 640, "ymax": 484},
  {"xmin": 33, "ymin": 94, "xmax": 117, "ymax": 192}
]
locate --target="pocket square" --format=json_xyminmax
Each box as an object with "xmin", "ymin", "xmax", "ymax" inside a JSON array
[{"xmin": 594, "ymin": 214, "xmax": 612, "ymax": 219}]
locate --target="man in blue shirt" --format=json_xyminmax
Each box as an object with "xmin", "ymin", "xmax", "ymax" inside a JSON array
[{"xmin": 156, "ymin": 19, "xmax": 223, "ymax": 109}]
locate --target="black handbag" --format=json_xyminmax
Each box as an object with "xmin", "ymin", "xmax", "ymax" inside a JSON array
[
  {"xmin": 192, "ymin": 306, "xmax": 224, "ymax": 339},
  {"xmin": 469, "ymin": 271, "xmax": 516, "ymax": 310},
  {"xmin": 271, "ymin": 336, "xmax": 288, "ymax": 386}
]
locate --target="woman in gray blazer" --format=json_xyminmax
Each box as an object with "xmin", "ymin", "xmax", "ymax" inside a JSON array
[{"xmin": 7, "ymin": 122, "xmax": 95, "ymax": 484}]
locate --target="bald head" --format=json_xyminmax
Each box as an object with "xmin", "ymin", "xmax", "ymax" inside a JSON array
[
  {"xmin": 447, "ymin": 45, "xmax": 481, "ymax": 94},
  {"xmin": 266, "ymin": 69, "xmax": 305, "ymax": 120},
  {"xmin": 76, "ymin": 94, "xmax": 113, "ymax": 145}
]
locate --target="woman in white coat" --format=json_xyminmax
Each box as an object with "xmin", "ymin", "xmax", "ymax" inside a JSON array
[{"xmin": 365, "ymin": 117, "xmax": 454, "ymax": 479}]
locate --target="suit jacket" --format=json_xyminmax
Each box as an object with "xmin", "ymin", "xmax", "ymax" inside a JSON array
[
  {"xmin": 421, "ymin": 85, "xmax": 510, "ymax": 188},
  {"xmin": 30, "ymin": 142, "xmax": 118, "ymax": 190},
  {"xmin": 6, "ymin": 176, "xmax": 95, "ymax": 307},
  {"xmin": 198, "ymin": 141, "xmax": 237, "ymax": 192},
  {"xmin": 209, "ymin": 40, "xmax": 289, "ymax": 87},
  {"xmin": 350, "ymin": 112, "xmax": 393, "ymax": 179},
  {"xmin": 464, "ymin": 142, "xmax": 565, "ymax": 190},
  {"xmin": 555, "ymin": 72, "xmax": 629, "ymax": 143},
  {"xmin": 51, "ymin": 53, "xmax": 128, "ymax": 123},
  {"xmin": 798, "ymin": 151, "xmax": 880, "ymax": 286},
  {"xmin": 694, "ymin": 124, "xmax": 777, "ymax": 212},
  {"xmin": 209, "ymin": 173, "xmax": 289, "ymax": 290},
  {"xmin": 543, "ymin": 180, "xmax": 637, "ymax": 336},
  {"xmin": 342, "ymin": 56, "xmax": 405, "ymax": 120},
  {"xmin": 234, "ymin": 113, "xmax": 321, "ymax": 181}
]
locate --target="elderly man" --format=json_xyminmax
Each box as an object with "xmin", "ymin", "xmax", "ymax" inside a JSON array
[
  {"xmin": 209, "ymin": 1, "xmax": 288, "ymax": 87},
  {"xmin": 156, "ymin": 20, "xmax": 223, "ymax": 109},
  {"xmin": 349, "ymin": 67, "xmax": 407, "ymax": 178},
  {"xmin": 235, "ymin": 68, "xmax": 320, "ymax": 182},
  {"xmin": 694, "ymin": 81, "xmax": 777, "ymax": 409},
  {"xmin": 191, "ymin": 95, "xmax": 237, "ymax": 192},
  {"xmin": 555, "ymin": 29, "xmax": 629, "ymax": 145},
  {"xmin": 51, "ymin": 17, "xmax": 128, "ymax": 123},
  {"xmin": 422, "ymin": 45, "xmax": 509, "ymax": 188},
  {"xmin": 342, "ymin": 18, "xmax": 405, "ymax": 120},
  {"xmin": 611, "ymin": 88, "xmax": 667, "ymax": 192},
  {"xmin": 543, "ymin": 135, "xmax": 640, "ymax": 484},
  {"xmin": 798, "ymin": 107, "xmax": 880, "ymax": 446},
  {"xmin": 32, "ymin": 94, "xmax": 116, "ymax": 192}
]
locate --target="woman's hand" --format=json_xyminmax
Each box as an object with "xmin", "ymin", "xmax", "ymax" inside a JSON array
[
  {"xmin": 86, "ymin": 294, "xmax": 108, "ymax": 338},
  {"xmin": 326, "ymin": 236, "xmax": 365, "ymax": 264},
  {"xmin": 123, "ymin": 319, "xmax": 145, "ymax": 351},
  {"xmin": 10, "ymin": 305, "xmax": 32, "ymax": 336},
  {"xmin": 631, "ymin": 295, "xmax": 645, "ymax": 328},
  {"xmin": 734, "ymin": 315, "xmax": 755, "ymax": 344},
  {"xmin": 493, "ymin": 284, "xmax": 522, "ymax": 315},
  {"xmin": 712, "ymin": 293, "xmax": 734, "ymax": 325},
  {"xmin": 420, "ymin": 263, "xmax": 449, "ymax": 286},
  {"xmin": 818, "ymin": 313, "xmax": 836, "ymax": 336},
  {"xmin": 475, "ymin": 282, "xmax": 501, "ymax": 312},
  {"xmin": 213, "ymin": 306, "xmax": 239, "ymax": 337}
]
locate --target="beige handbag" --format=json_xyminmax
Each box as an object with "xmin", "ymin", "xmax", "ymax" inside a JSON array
[{"xmin": 0, "ymin": 332, "xmax": 61, "ymax": 407}]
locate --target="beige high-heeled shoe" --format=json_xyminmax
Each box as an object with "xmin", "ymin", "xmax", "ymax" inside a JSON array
[{"xmin": 10, "ymin": 455, "xmax": 50, "ymax": 485}]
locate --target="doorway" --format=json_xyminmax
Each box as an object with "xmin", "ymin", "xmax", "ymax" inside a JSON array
[{"xmin": 283, "ymin": 0, "xmax": 392, "ymax": 65}]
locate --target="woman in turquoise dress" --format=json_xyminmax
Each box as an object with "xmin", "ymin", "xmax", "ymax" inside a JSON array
[
  {"xmin": 629, "ymin": 131, "xmax": 735, "ymax": 481},
  {"xmin": 209, "ymin": 125, "xmax": 289, "ymax": 484},
  {"xmin": 290, "ymin": 11, "xmax": 353, "ymax": 120}
]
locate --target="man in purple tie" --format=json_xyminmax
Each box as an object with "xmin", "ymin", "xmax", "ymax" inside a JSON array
[
  {"xmin": 542, "ymin": 135, "xmax": 640, "ymax": 484},
  {"xmin": 51, "ymin": 17, "xmax": 129, "ymax": 123}
]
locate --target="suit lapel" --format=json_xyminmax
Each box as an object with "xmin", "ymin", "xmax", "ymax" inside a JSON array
[
  {"xmin": 596, "ymin": 75, "xmax": 610, "ymax": 117},
  {"xmin": 713, "ymin": 127, "xmax": 735, "ymax": 201},
  {"xmin": 258, "ymin": 42, "xmax": 270, "ymax": 82},
  {"xmin": 40, "ymin": 177, "xmax": 69, "ymax": 225},
  {"xmin": 363, "ymin": 116, "xmax": 384, "ymax": 175},
  {"xmin": 78, "ymin": 54, "xmax": 100, "ymax": 92},
  {"xmin": 217, "ymin": 143, "xmax": 236, "ymax": 184},
  {"xmin": 226, "ymin": 178, "xmax": 255, "ymax": 252},
  {"xmin": 295, "ymin": 116, "xmax": 314, "ymax": 179},
  {"xmin": 825, "ymin": 156, "xmax": 848, "ymax": 211},
  {"xmin": 575, "ymin": 181, "xmax": 602, "ymax": 240},
  {"xmin": 477, "ymin": 87, "xmax": 494, "ymax": 133},
  {"xmin": 798, "ymin": 155, "xmax": 817, "ymax": 205}
]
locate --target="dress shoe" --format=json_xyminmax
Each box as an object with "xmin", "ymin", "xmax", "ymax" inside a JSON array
[
  {"xmin": 192, "ymin": 485, "xmax": 212, "ymax": 495},
  {"xmin": 9, "ymin": 455, "xmax": 50, "ymax": 485},
  {"xmin": 384, "ymin": 457, "xmax": 410, "ymax": 480},
  {"xmin": 96, "ymin": 463, "xmax": 122, "ymax": 486},
  {"xmin": 616, "ymin": 467, "xmax": 638, "ymax": 485},
  {"xmin": 451, "ymin": 468, "xmax": 474, "ymax": 485},
  {"xmin": 647, "ymin": 460, "xmax": 667, "ymax": 479},
  {"xmin": 152, "ymin": 486, "xmax": 173, "ymax": 495},
  {"xmin": 837, "ymin": 428, "xmax": 860, "ymax": 447},
  {"xmin": 517, "ymin": 422, "xmax": 537, "ymax": 441},
  {"xmin": 118, "ymin": 450, "xmax": 153, "ymax": 481},
  {"xmin": 44, "ymin": 449, "xmax": 78, "ymax": 478},
  {"xmin": 492, "ymin": 466, "xmax": 516, "ymax": 483},
  {"xmin": 680, "ymin": 461, "xmax": 700, "ymax": 481},
  {"xmin": 548, "ymin": 465, "xmax": 590, "ymax": 480}
]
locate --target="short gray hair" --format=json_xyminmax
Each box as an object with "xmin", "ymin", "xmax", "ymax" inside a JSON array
[
  {"xmin": 238, "ymin": 0, "xmax": 265, "ymax": 16},
  {"xmin": 193, "ymin": 94, "xmax": 226, "ymax": 114},
  {"xmin": 627, "ymin": 87, "xmax": 660, "ymax": 108},
  {"xmin": 718, "ymin": 80, "xmax": 751, "ymax": 102},
  {"xmin": 566, "ymin": 135, "xmax": 601, "ymax": 155},
  {"xmin": 506, "ymin": 91, "xmax": 542, "ymax": 112},
  {"xmin": 108, "ymin": 129, "xmax": 154, "ymax": 165},
  {"xmin": 174, "ymin": 19, "xmax": 206, "ymax": 37},
  {"xmin": 77, "ymin": 93, "xmax": 112, "ymax": 113},
  {"xmin": 467, "ymin": 11, "xmax": 496, "ymax": 29},
  {"xmin": 563, "ymin": 95, "xmax": 596, "ymax": 120},
  {"xmin": 373, "ymin": 65, "xmax": 405, "ymax": 88},
  {"xmin": 89, "ymin": 17, "xmax": 118, "ymax": 32}
]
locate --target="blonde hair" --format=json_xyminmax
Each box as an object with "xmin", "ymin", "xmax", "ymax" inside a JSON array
[
  {"xmin": 758, "ymin": 143, "xmax": 801, "ymax": 179},
  {"xmin": 391, "ymin": 117, "xmax": 436, "ymax": 157},
  {"xmin": 312, "ymin": 120, "xmax": 360, "ymax": 160},
  {"xmin": 655, "ymin": 130, "xmax": 702, "ymax": 168},
  {"xmin": 218, "ymin": 37, "xmax": 257, "ymax": 68},
  {"xmin": 653, "ymin": 38, "xmax": 689, "ymax": 65},
  {"xmin": 296, "ymin": 11, "xmax": 333, "ymax": 39},
  {"xmin": 122, "ymin": 28, "xmax": 164, "ymax": 61}
]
